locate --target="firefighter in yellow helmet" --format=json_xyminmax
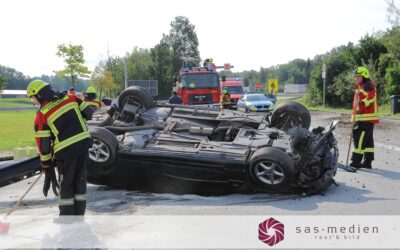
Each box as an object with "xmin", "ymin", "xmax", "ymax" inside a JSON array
[
  {"xmin": 222, "ymin": 89, "xmax": 231, "ymax": 109},
  {"xmin": 84, "ymin": 86, "xmax": 102, "ymax": 109},
  {"xmin": 27, "ymin": 80, "xmax": 94, "ymax": 219},
  {"xmin": 350, "ymin": 66, "xmax": 379, "ymax": 169}
]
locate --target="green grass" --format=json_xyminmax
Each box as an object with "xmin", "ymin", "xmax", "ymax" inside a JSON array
[
  {"xmin": 277, "ymin": 97, "xmax": 400, "ymax": 118},
  {"xmin": 0, "ymin": 110, "xmax": 36, "ymax": 151},
  {"xmin": 0, "ymin": 98, "xmax": 34, "ymax": 108}
]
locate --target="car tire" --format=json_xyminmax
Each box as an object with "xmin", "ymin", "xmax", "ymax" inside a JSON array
[
  {"xmin": 88, "ymin": 127, "xmax": 119, "ymax": 177},
  {"xmin": 270, "ymin": 101, "xmax": 311, "ymax": 131},
  {"xmin": 117, "ymin": 86, "xmax": 154, "ymax": 113},
  {"xmin": 248, "ymin": 147, "xmax": 296, "ymax": 193}
]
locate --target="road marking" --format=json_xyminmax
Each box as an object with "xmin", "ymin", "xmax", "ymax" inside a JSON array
[{"xmin": 375, "ymin": 142, "xmax": 400, "ymax": 152}]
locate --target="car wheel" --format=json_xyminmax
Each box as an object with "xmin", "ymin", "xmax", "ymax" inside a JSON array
[
  {"xmin": 88, "ymin": 127, "xmax": 119, "ymax": 177},
  {"xmin": 117, "ymin": 86, "xmax": 154, "ymax": 113},
  {"xmin": 270, "ymin": 101, "xmax": 311, "ymax": 131},
  {"xmin": 248, "ymin": 147, "xmax": 296, "ymax": 193}
]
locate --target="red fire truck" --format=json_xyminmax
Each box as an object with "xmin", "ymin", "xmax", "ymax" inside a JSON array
[
  {"xmin": 174, "ymin": 63, "xmax": 233, "ymax": 106},
  {"xmin": 221, "ymin": 77, "xmax": 245, "ymax": 109}
]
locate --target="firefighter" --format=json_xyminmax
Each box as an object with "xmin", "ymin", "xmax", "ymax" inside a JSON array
[
  {"xmin": 222, "ymin": 89, "xmax": 231, "ymax": 109},
  {"xmin": 84, "ymin": 86, "xmax": 102, "ymax": 109},
  {"xmin": 168, "ymin": 91, "xmax": 183, "ymax": 104},
  {"xmin": 203, "ymin": 58, "xmax": 213, "ymax": 67},
  {"xmin": 27, "ymin": 80, "xmax": 94, "ymax": 217},
  {"xmin": 350, "ymin": 66, "xmax": 379, "ymax": 169},
  {"xmin": 68, "ymin": 87, "xmax": 76, "ymax": 96}
]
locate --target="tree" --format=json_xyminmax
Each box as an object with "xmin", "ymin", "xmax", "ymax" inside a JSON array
[
  {"xmin": 104, "ymin": 56, "xmax": 125, "ymax": 94},
  {"xmin": 0, "ymin": 65, "xmax": 30, "ymax": 90},
  {"xmin": 164, "ymin": 16, "xmax": 201, "ymax": 75},
  {"xmin": 90, "ymin": 65, "xmax": 116, "ymax": 99},
  {"xmin": 0, "ymin": 74, "xmax": 5, "ymax": 90},
  {"xmin": 386, "ymin": 0, "xmax": 400, "ymax": 26},
  {"xmin": 55, "ymin": 43, "xmax": 91, "ymax": 88},
  {"xmin": 150, "ymin": 41, "xmax": 173, "ymax": 99},
  {"xmin": 127, "ymin": 47, "xmax": 154, "ymax": 81}
]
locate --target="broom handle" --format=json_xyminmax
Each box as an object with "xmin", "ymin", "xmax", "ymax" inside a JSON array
[
  {"xmin": 4, "ymin": 171, "xmax": 44, "ymax": 219},
  {"xmin": 345, "ymin": 124, "xmax": 354, "ymax": 167},
  {"xmin": 345, "ymin": 87, "xmax": 359, "ymax": 166}
]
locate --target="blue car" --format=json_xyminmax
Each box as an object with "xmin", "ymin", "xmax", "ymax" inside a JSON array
[{"xmin": 237, "ymin": 93, "xmax": 274, "ymax": 112}]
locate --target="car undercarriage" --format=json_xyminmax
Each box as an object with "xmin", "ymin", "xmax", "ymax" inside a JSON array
[{"xmin": 86, "ymin": 87, "xmax": 338, "ymax": 194}]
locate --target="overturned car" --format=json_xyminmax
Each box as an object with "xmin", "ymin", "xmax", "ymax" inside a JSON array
[{"xmin": 86, "ymin": 87, "xmax": 338, "ymax": 193}]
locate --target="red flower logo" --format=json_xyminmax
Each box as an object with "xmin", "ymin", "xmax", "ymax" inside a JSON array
[{"xmin": 258, "ymin": 218, "xmax": 285, "ymax": 246}]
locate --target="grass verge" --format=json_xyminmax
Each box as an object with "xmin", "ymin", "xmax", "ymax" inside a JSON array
[
  {"xmin": 0, "ymin": 110, "xmax": 36, "ymax": 151},
  {"xmin": 277, "ymin": 97, "xmax": 400, "ymax": 119},
  {"xmin": 0, "ymin": 98, "xmax": 34, "ymax": 108}
]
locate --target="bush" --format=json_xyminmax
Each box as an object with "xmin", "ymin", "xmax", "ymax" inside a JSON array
[{"xmin": 384, "ymin": 63, "xmax": 400, "ymax": 98}]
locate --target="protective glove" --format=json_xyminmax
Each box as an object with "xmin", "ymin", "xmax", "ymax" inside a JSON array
[{"xmin": 43, "ymin": 165, "xmax": 60, "ymax": 197}]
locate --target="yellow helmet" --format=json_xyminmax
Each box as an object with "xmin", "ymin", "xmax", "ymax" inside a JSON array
[
  {"xmin": 27, "ymin": 80, "xmax": 48, "ymax": 97},
  {"xmin": 353, "ymin": 66, "xmax": 369, "ymax": 78},
  {"xmin": 87, "ymin": 86, "xmax": 96, "ymax": 93}
]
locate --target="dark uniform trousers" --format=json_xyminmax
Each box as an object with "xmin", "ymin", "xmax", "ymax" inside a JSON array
[
  {"xmin": 351, "ymin": 121, "xmax": 375, "ymax": 163},
  {"xmin": 56, "ymin": 151, "xmax": 89, "ymax": 215}
]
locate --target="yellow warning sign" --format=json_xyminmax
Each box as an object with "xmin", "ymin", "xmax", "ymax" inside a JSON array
[{"xmin": 267, "ymin": 79, "xmax": 279, "ymax": 93}]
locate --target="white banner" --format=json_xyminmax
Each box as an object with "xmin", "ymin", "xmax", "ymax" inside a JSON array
[{"xmin": 0, "ymin": 215, "xmax": 399, "ymax": 248}]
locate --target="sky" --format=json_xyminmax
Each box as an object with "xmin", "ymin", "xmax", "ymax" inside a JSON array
[{"xmin": 0, "ymin": 0, "xmax": 392, "ymax": 77}]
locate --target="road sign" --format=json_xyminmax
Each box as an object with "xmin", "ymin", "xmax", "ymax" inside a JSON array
[
  {"xmin": 224, "ymin": 63, "xmax": 231, "ymax": 71},
  {"xmin": 322, "ymin": 63, "xmax": 326, "ymax": 107},
  {"xmin": 255, "ymin": 82, "xmax": 261, "ymax": 89},
  {"xmin": 322, "ymin": 63, "xmax": 326, "ymax": 79},
  {"xmin": 267, "ymin": 79, "xmax": 279, "ymax": 93}
]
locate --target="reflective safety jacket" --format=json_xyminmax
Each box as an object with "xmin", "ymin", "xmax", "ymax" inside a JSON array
[
  {"xmin": 222, "ymin": 94, "xmax": 231, "ymax": 104},
  {"xmin": 84, "ymin": 98, "xmax": 101, "ymax": 109},
  {"xmin": 351, "ymin": 81, "xmax": 379, "ymax": 124},
  {"xmin": 34, "ymin": 95, "xmax": 94, "ymax": 165}
]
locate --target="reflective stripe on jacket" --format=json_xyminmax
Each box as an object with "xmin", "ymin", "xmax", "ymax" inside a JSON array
[
  {"xmin": 84, "ymin": 98, "xmax": 101, "ymax": 108},
  {"xmin": 351, "ymin": 81, "xmax": 379, "ymax": 123},
  {"xmin": 34, "ymin": 95, "xmax": 93, "ymax": 164}
]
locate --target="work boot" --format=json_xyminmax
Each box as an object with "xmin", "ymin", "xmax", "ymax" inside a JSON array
[
  {"xmin": 349, "ymin": 161, "xmax": 362, "ymax": 169},
  {"xmin": 361, "ymin": 160, "xmax": 372, "ymax": 169}
]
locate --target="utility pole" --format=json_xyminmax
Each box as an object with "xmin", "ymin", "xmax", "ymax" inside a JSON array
[
  {"xmin": 124, "ymin": 53, "xmax": 128, "ymax": 89},
  {"xmin": 322, "ymin": 63, "xmax": 326, "ymax": 107}
]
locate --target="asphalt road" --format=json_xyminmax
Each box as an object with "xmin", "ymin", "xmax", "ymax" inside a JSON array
[{"xmin": 1, "ymin": 110, "xmax": 399, "ymax": 216}]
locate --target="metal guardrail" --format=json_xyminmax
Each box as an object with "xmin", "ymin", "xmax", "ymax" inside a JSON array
[
  {"xmin": 0, "ymin": 106, "xmax": 39, "ymax": 111},
  {"xmin": 0, "ymin": 156, "xmax": 41, "ymax": 188},
  {"xmin": 127, "ymin": 80, "xmax": 158, "ymax": 96}
]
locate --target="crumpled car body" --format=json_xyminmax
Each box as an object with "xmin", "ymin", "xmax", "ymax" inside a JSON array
[{"xmin": 87, "ymin": 87, "xmax": 338, "ymax": 194}]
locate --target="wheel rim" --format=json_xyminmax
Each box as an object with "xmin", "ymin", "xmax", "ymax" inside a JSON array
[
  {"xmin": 277, "ymin": 112, "xmax": 301, "ymax": 130},
  {"xmin": 254, "ymin": 161, "xmax": 285, "ymax": 185},
  {"xmin": 89, "ymin": 139, "xmax": 110, "ymax": 163},
  {"xmin": 122, "ymin": 96, "xmax": 145, "ymax": 110}
]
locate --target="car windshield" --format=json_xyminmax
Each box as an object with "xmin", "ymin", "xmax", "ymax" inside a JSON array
[
  {"xmin": 222, "ymin": 86, "xmax": 244, "ymax": 94},
  {"xmin": 246, "ymin": 94, "xmax": 267, "ymax": 102},
  {"xmin": 181, "ymin": 73, "xmax": 219, "ymax": 88}
]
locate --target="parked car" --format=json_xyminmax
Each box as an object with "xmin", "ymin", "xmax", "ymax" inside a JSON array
[
  {"xmin": 86, "ymin": 87, "xmax": 337, "ymax": 194},
  {"xmin": 237, "ymin": 93, "xmax": 274, "ymax": 112},
  {"xmin": 101, "ymin": 97, "xmax": 113, "ymax": 106}
]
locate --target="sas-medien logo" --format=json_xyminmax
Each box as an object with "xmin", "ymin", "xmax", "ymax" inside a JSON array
[{"xmin": 258, "ymin": 218, "xmax": 285, "ymax": 246}]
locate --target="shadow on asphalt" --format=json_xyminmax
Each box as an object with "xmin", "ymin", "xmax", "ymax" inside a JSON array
[
  {"xmin": 0, "ymin": 197, "xmax": 58, "ymax": 211},
  {"xmin": 84, "ymin": 178, "xmax": 395, "ymax": 213},
  {"xmin": 265, "ymin": 181, "xmax": 395, "ymax": 212},
  {"xmin": 357, "ymin": 168, "xmax": 400, "ymax": 180}
]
